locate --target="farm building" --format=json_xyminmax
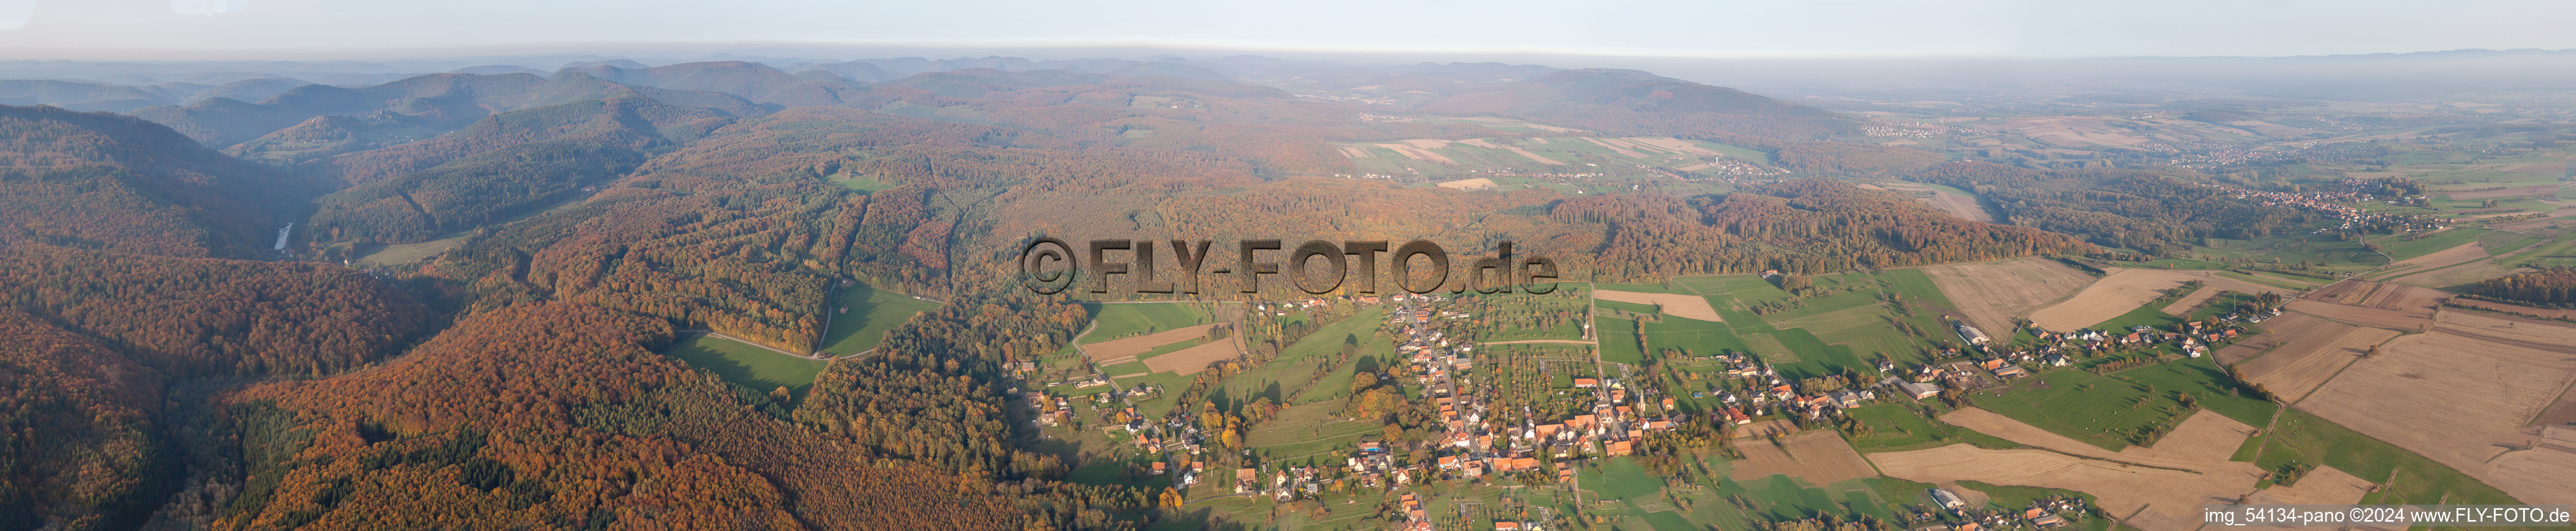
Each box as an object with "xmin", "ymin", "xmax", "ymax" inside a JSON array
[
  {"xmin": 1898, "ymin": 381, "xmax": 1942, "ymax": 399},
  {"xmin": 1932, "ymin": 488, "xmax": 1966, "ymax": 509},
  {"xmin": 1957, "ymin": 324, "xmax": 1990, "ymax": 345}
]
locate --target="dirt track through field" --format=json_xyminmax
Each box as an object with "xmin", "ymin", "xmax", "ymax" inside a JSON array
[
  {"xmin": 1592, "ymin": 290, "xmax": 1723, "ymax": 322},
  {"xmin": 1919, "ymin": 258, "xmax": 2095, "ymax": 336}
]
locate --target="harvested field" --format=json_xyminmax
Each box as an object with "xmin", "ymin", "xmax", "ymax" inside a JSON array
[
  {"xmin": 1453, "ymin": 117, "xmax": 1582, "ymax": 133},
  {"xmin": 1730, "ymin": 418, "xmax": 1801, "ymax": 439},
  {"xmin": 2371, "ymin": 242, "xmax": 2489, "ymax": 279},
  {"xmin": 1436, "ymin": 178, "xmax": 1497, "ymax": 190},
  {"xmin": 1336, "ymin": 146, "xmax": 1373, "ymax": 158},
  {"xmin": 1081, "ymin": 323, "xmax": 1218, "ymax": 363},
  {"xmin": 2158, "ymin": 286, "xmax": 2222, "ymax": 315},
  {"xmin": 1878, "ymin": 183, "xmax": 1997, "ymax": 223},
  {"xmin": 1371, "ymin": 143, "xmax": 1455, "ymax": 164},
  {"xmin": 1579, "ymin": 137, "xmax": 1648, "ymax": 158},
  {"xmin": 1918, "ymin": 257, "xmax": 2096, "ymax": 335},
  {"xmin": 1939, "ymin": 408, "xmax": 2256, "ymax": 470},
  {"xmin": 2029, "ymin": 268, "xmax": 2205, "ymax": 331},
  {"xmin": 2375, "ymin": 240, "xmax": 2527, "ymax": 287},
  {"xmin": 2296, "ymin": 330, "xmax": 2576, "ymax": 503},
  {"xmin": 1506, "ymin": 147, "xmax": 1563, "ymax": 164},
  {"xmin": 1922, "ymin": 189, "xmax": 1995, "ymax": 223},
  {"xmin": 1451, "ymin": 138, "xmax": 1567, "ymax": 165},
  {"xmin": 1729, "ymin": 431, "xmax": 1878, "ymax": 486},
  {"xmin": 2452, "ymin": 298, "xmax": 2576, "ymax": 319},
  {"xmin": 2283, "ymin": 300, "xmax": 2430, "ymax": 331},
  {"xmin": 2433, "ymin": 309, "xmax": 2576, "ymax": 348},
  {"xmin": 1142, "ymin": 339, "xmax": 1243, "ymax": 375},
  {"xmin": 2286, "ymin": 281, "xmax": 2442, "ymax": 330},
  {"xmin": 2240, "ymin": 465, "xmax": 2373, "ymax": 506},
  {"xmin": 2396, "ymin": 260, "xmax": 2525, "ymax": 288},
  {"xmin": 1397, "ymin": 138, "xmax": 1452, "ymax": 149},
  {"xmin": 2222, "ymin": 313, "xmax": 2400, "ymax": 401},
  {"xmin": 1867, "ymin": 444, "xmax": 2262, "ymax": 531},
  {"xmin": 1592, "ymin": 289, "xmax": 1723, "ymax": 323},
  {"xmin": 1625, "ymin": 137, "xmax": 1725, "ymax": 157},
  {"xmin": 2477, "ymin": 427, "xmax": 2576, "ymax": 507}
]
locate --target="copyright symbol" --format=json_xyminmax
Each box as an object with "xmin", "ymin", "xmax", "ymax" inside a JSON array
[{"xmin": 1021, "ymin": 237, "xmax": 1075, "ymax": 295}]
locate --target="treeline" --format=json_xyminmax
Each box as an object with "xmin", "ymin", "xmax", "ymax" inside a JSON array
[
  {"xmin": 1552, "ymin": 179, "xmax": 2093, "ymax": 278},
  {"xmin": 1911, "ymin": 162, "xmax": 2327, "ymax": 255},
  {"xmin": 2468, "ymin": 268, "xmax": 2576, "ymax": 306}
]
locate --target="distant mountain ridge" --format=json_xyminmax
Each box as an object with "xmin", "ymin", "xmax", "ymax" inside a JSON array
[{"xmin": 0, "ymin": 104, "xmax": 309, "ymax": 257}]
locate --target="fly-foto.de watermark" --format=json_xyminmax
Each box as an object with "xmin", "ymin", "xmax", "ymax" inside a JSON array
[
  {"xmin": 2201, "ymin": 505, "xmax": 2572, "ymax": 526},
  {"xmin": 1019, "ymin": 238, "xmax": 1560, "ymax": 296}
]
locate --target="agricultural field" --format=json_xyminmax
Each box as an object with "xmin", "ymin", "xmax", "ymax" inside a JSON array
[
  {"xmin": 1841, "ymin": 404, "xmax": 2030, "ymax": 453},
  {"xmin": 814, "ymin": 281, "xmax": 940, "ymax": 355},
  {"xmin": 2245, "ymin": 409, "xmax": 2529, "ymax": 507},
  {"xmin": 2292, "ymin": 329, "xmax": 2576, "ymax": 504},
  {"xmin": 1873, "ymin": 181, "xmax": 1997, "ymax": 222},
  {"xmin": 1728, "ymin": 431, "xmax": 1877, "ymax": 486},
  {"xmin": 1917, "ymin": 257, "xmax": 2095, "ymax": 337},
  {"xmin": 2286, "ymin": 280, "xmax": 2442, "ymax": 331},
  {"xmin": 1079, "ymin": 302, "xmax": 1221, "ymax": 343},
  {"xmin": 1866, "ymin": 443, "xmax": 2257, "ymax": 531},
  {"xmin": 2218, "ymin": 312, "xmax": 2400, "ymax": 402},
  {"xmin": 660, "ymin": 335, "xmax": 827, "ymax": 395},
  {"xmin": 2027, "ymin": 269, "xmax": 2204, "ymax": 331},
  {"xmin": 1961, "ymin": 367, "xmax": 2198, "ymax": 452},
  {"xmin": 1081, "ymin": 324, "xmax": 1220, "ymax": 364},
  {"xmin": 1594, "ymin": 289, "xmax": 1723, "ymax": 323},
  {"xmin": 1141, "ymin": 340, "xmax": 1242, "ymax": 375}
]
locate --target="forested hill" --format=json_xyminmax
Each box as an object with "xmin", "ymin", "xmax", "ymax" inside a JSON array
[
  {"xmin": 1417, "ymin": 68, "xmax": 1862, "ymax": 140},
  {"xmin": 0, "ymin": 104, "xmax": 310, "ymax": 257},
  {"xmin": 1556, "ymin": 179, "xmax": 2094, "ymax": 278},
  {"xmin": 1908, "ymin": 161, "xmax": 2335, "ymax": 255},
  {"xmin": 131, "ymin": 71, "xmax": 760, "ymax": 150},
  {"xmin": 303, "ymin": 95, "xmax": 730, "ymax": 247}
]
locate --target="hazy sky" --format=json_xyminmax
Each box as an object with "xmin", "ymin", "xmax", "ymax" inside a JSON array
[{"xmin": 3, "ymin": 0, "xmax": 2572, "ymax": 60}]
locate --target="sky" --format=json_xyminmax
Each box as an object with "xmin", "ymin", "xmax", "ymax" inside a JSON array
[{"xmin": 2, "ymin": 0, "xmax": 2572, "ymax": 60}]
